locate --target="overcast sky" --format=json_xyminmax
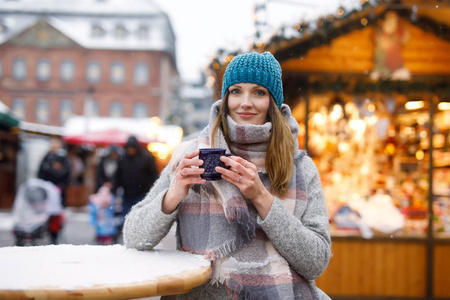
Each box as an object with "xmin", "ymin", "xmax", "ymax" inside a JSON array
[{"xmin": 154, "ymin": 0, "xmax": 362, "ymax": 82}]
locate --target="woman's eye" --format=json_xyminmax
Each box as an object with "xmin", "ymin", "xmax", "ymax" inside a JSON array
[
  {"xmin": 230, "ymin": 89, "xmax": 240, "ymax": 94},
  {"xmin": 255, "ymin": 90, "xmax": 266, "ymax": 96}
]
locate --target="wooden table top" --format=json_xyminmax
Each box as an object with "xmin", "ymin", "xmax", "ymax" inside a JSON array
[{"xmin": 0, "ymin": 245, "xmax": 212, "ymax": 300}]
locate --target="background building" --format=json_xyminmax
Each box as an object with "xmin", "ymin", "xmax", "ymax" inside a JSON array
[
  {"xmin": 167, "ymin": 74, "xmax": 214, "ymax": 138},
  {"xmin": 0, "ymin": 0, "xmax": 179, "ymax": 126},
  {"xmin": 0, "ymin": 0, "xmax": 182, "ymax": 208}
]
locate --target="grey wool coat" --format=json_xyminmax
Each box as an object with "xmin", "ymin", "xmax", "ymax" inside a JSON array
[{"xmin": 123, "ymin": 146, "xmax": 331, "ymax": 299}]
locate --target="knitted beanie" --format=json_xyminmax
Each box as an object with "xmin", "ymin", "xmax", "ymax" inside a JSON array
[{"xmin": 221, "ymin": 52, "xmax": 284, "ymax": 108}]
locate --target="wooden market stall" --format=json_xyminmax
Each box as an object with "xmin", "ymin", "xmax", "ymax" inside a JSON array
[
  {"xmin": 0, "ymin": 110, "xmax": 19, "ymax": 209},
  {"xmin": 208, "ymin": 1, "xmax": 450, "ymax": 299}
]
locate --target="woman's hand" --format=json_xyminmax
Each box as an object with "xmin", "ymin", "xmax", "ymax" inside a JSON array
[
  {"xmin": 216, "ymin": 156, "xmax": 273, "ymax": 219},
  {"xmin": 162, "ymin": 150, "xmax": 205, "ymax": 214}
]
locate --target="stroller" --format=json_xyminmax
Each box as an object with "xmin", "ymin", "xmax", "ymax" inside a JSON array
[{"xmin": 12, "ymin": 178, "xmax": 63, "ymax": 246}]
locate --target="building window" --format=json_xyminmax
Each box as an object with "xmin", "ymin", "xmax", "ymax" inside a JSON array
[
  {"xmin": 137, "ymin": 25, "xmax": 149, "ymax": 40},
  {"xmin": 115, "ymin": 25, "xmax": 127, "ymax": 39},
  {"xmin": 133, "ymin": 102, "xmax": 147, "ymax": 118},
  {"xmin": 60, "ymin": 60, "xmax": 75, "ymax": 82},
  {"xmin": 0, "ymin": 23, "xmax": 7, "ymax": 34},
  {"xmin": 11, "ymin": 98, "xmax": 26, "ymax": 120},
  {"xmin": 36, "ymin": 59, "xmax": 51, "ymax": 82},
  {"xmin": 91, "ymin": 24, "xmax": 105, "ymax": 38},
  {"xmin": 134, "ymin": 62, "xmax": 149, "ymax": 85},
  {"xmin": 85, "ymin": 99, "xmax": 100, "ymax": 117},
  {"xmin": 109, "ymin": 101, "xmax": 123, "ymax": 117},
  {"xmin": 35, "ymin": 99, "xmax": 50, "ymax": 123},
  {"xmin": 110, "ymin": 61, "xmax": 125, "ymax": 84},
  {"xmin": 59, "ymin": 99, "xmax": 73, "ymax": 123},
  {"xmin": 13, "ymin": 58, "xmax": 26, "ymax": 80},
  {"xmin": 86, "ymin": 61, "xmax": 101, "ymax": 83}
]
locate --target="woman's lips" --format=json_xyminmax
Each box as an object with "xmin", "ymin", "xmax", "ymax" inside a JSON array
[{"xmin": 237, "ymin": 112, "xmax": 256, "ymax": 118}]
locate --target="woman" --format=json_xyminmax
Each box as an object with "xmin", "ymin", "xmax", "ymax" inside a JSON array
[{"xmin": 123, "ymin": 52, "xmax": 331, "ymax": 299}]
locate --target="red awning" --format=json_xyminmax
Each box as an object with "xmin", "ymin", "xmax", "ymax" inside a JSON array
[{"xmin": 63, "ymin": 129, "xmax": 157, "ymax": 147}]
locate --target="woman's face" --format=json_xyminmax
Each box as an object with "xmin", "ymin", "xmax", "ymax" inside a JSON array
[{"xmin": 227, "ymin": 83, "xmax": 270, "ymax": 125}]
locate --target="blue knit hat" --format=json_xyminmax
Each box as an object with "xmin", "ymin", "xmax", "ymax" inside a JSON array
[{"xmin": 221, "ymin": 52, "xmax": 284, "ymax": 108}]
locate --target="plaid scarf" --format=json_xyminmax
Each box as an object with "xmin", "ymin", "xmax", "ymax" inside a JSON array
[{"xmin": 172, "ymin": 101, "xmax": 319, "ymax": 299}]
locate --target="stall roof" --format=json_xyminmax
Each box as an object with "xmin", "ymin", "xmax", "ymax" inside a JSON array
[
  {"xmin": 268, "ymin": 2, "xmax": 450, "ymax": 64},
  {"xmin": 0, "ymin": 101, "xmax": 19, "ymax": 130},
  {"xmin": 62, "ymin": 116, "xmax": 183, "ymax": 148},
  {"xmin": 19, "ymin": 121, "xmax": 63, "ymax": 136},
  {"xmin": 0, "ymin": 112, "xmax": 19, "ymax": 129},
  {"xmin": 208, "ymin": 0, "xmax": 450, "ymax": 102}
]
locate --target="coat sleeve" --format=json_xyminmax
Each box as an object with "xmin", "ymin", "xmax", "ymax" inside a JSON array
[
  {"xmin": 123, "ymin": 140, "xmax": 198, "ymax": 251},
  {"xmin": 122, "ymin": 163, "xmax": 178, "ymax": 251},
  {"xmin": 256, "ymin": 155, "xmax": 331, "ymax": 280}
]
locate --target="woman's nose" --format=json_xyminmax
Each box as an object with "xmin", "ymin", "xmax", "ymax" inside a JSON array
[{"xmin": 240, "ymin": 93, "xmax": 252, "ymax": 107}]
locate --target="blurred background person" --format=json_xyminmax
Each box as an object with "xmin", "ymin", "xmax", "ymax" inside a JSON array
[
  {"xmin": 89, "ymin": 182, "xmax": 117, "ymax": 245},
  {"xmin": 96, "ymin": 145, "xmax": 122, "ymax": 193},
  {"xmin": 38, "ymin": 138, "xmax": 71, "ymax": 207},
  {"xmin": 116, "ymin": 136, "xmax": 158, "ymax": 230},
  {"xmin": 67, "ymin": 145, "xmax": 85, "ymax": 186},
  {"xmin": 37, "ymin": 138, "xmax": 71, "ymax": 244},
  {"xmin": 95, "ymin": 144, "xmax": 123, "ymax": 243}
]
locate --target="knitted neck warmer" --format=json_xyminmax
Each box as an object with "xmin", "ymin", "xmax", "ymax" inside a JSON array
[
  {"xmin": 226, "ymin": 115, "xmax": 271, "ymax": 173},
  {"xmin": 175, "ymin": 100, "xmax": 316, "ymax": 299}
]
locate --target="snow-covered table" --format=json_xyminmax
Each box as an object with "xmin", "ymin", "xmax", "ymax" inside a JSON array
[{"xmin": 0, "ymin": 244, "xmax": 211, "ymax": 300}]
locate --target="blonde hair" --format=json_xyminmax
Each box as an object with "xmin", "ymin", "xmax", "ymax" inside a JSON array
[{"xmin": 211, "ymin": 92, "xmax": 295, "ymax": 198}]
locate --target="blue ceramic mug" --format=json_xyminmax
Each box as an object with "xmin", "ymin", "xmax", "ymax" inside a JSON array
[{"xmin": 199, "ymin": 148, "xmax": 232, "ymax": 181}]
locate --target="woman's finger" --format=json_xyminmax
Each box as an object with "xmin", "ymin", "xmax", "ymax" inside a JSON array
[
  {"xmin": 178, "ymin": 150, "xmax": 202, "ymax": 169},
  {"xmin": 220, "ymin": 155, "xmax": 252, "ymax": 173},
  {"xmin": 179, "ymin": 167, "xmax": 205, "ymax": 178}
]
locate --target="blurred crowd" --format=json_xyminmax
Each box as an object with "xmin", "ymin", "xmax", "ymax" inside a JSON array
[{"xmin": 11, "ymin": 136, "xmax": 159, "ymax": 246}]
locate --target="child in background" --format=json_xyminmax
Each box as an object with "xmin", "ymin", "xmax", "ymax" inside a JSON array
[{"xmin": 89, "ymin": 183, "xmax": 117, "ymax": 245}]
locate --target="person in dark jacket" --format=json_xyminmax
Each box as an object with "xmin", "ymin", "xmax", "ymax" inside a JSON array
[
  {"xmin": 38, "ymin": 138, "xmax": 71, "ymax": 207},
  {"xmin": 116, "ymin": 136, "xmax": 158, "ymax": 221}
]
